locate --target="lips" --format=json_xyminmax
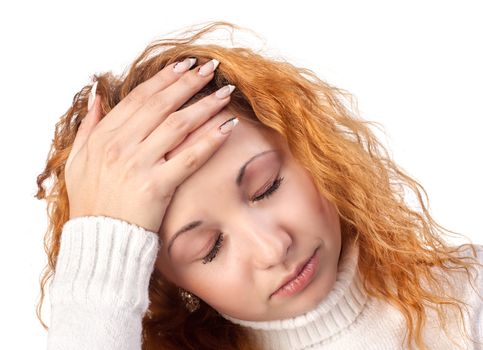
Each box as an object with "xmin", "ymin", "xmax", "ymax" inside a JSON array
[{"xmin": 270, "ymin": 248, "xmax": 319, "ymax": 298}]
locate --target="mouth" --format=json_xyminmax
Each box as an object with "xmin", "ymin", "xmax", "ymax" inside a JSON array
[{"xmin": 270, "ymin": 247, "xmax": 320, "ymax": 299}]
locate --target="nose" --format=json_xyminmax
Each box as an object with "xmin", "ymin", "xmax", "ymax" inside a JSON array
[{"xmin": 236, "ymin": 214, "xmax": 293, "ymax": 269}]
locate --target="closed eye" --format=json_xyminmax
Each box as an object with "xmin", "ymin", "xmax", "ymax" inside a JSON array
[
  {"xmin": 202, "ymin": 175, "xmax": 284, "ymax": 264},
  {"xmin": 251, "ymin": 175, "xmax": 284, "ymax": 202},
  {"xmin": 202, "ymin": 233, "xmax": 224, "ymax": 264}
]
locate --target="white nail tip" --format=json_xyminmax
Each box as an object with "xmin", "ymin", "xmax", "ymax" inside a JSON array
[
  {"xmin": 187, "ymin": 58, "xmax": 197, "ymax": 68},
  {"xmin": 88, "ymin": 81, "xmax": 98, "ymax": 111},
  {"xmin": 215, "ymin": 84, "xmax": 236, "ymax": 98},
  {"xmin": 173, "ymin": 58, "xmax": 197, "ymax": 73},
  {"xmin": 198, "ymin": 58, "xmax": 221, "ymax": 76},
  {"xmin": 211, "ymin": 59, "xmax": 220, "ymax": 70},
  {"xmin": 219, "ymin": 117, "xmax": 239, "ymax": 134}
]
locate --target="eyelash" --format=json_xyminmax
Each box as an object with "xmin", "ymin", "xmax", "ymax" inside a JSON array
[
  {"xmin": 202, "ymin": 175, "xmax": 284, "ymax": 264},
  {"xmin": 202, "ymin": 233, "xmax": 224, "ymax": 264},
  {"xmin": 252, "ymin": 175, "xmax": 284, "ymax": 202}
]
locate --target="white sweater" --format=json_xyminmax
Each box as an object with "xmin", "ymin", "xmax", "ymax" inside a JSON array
[{"xmin": 47, "ymin": 216, "xmax": 483, "ymax": 350}]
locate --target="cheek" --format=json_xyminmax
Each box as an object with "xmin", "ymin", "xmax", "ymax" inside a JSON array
[
  {"xmin": 282, "ymin": 173, "xmax": 323, "ymax": 218},
  {"xmin": 187, "ymin": 267, "xmax": 251, "ymax": 310},
  {"xmin": 154, "ymin": 252, "xmax": 192, "ymax": 287},
  {"xmin": 154, "ymin": 258, "xmax": 175, "ymax": 284},
  {"xmin": 156, "ymin": 255, "xmax": 250, "ymax": 300},
  {"xmin": 283, "ymin": 170, "xmax": 340, "ymax": 238},
  {"xmin": 318, "ymin": 194, "xmax": 340, "ymax": 230}
]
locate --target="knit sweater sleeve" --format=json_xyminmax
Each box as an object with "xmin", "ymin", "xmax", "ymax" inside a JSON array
[{"xmin": 46, "ymin": 216, "xmax": 160, "ymax": 350}]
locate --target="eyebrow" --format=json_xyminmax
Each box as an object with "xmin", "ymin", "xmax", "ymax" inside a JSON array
[{"xmin": 166, "ymin": 149, "xmax": 278, "ymax": 256}]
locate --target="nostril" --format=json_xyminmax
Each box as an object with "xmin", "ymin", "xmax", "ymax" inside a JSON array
[{"xmin": 258, "ymin": 238, "xmax": 292, "ymax": 269}]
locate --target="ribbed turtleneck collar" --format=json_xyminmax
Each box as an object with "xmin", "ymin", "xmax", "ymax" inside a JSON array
[{"xmin": 221, "ymin": 240, "xmax": 368, "ymax": 350}]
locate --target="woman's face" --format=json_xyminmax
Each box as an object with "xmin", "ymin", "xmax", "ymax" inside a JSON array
[{"xmin": 155, "ymin": 108, "xmax": 342, "ymax": 321}]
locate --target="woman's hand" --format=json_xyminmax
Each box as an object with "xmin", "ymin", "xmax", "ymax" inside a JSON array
[{"xmin": 65, "ymin": 58, "xmax": 237, "ymax": 233}]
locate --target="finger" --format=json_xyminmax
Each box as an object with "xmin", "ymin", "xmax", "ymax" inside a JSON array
[
  {"xmin": 66, "ymin": 84, "xmax": 102, "ymax": 169},
  {"xmin": 137, "ymin": 84, "xmax": 235, "ymax": 166},
  {"xmin": 164, "ymin": 111, "xmax": 231, "ymax": 160},
  {"xmin": 96, "ymin": 57, "xmax": 197, "ymax": 133},
  {"xmin": 117, "ymin": 59, "xmax": 220, "ymax": 145},
  {"xmin": 154, "ymin": 117, "xmax": 239, "ymax": 192}
]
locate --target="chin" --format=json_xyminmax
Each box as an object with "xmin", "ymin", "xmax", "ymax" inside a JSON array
[
  {"xmin": 267, "ymin": 265, "xmax": 338, "ymax": 320},
  {"xmin": 306, "ymin": 270, "xmax": 337, "ymax": 309}
]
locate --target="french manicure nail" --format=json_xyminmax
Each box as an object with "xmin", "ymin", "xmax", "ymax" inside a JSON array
[
  {"xmin": 215, "ymin": 84, "xmax": 236, "ymax": 99},
  {"xmin": 219, "ymin": 117, "xmax": 239, "ymax": 135},
  {"xmin": 173, "ymin": 57, "xmax": 197, "ymax": 73},
  {"xmin": 198, "ymin": 59, "xmax": 220, "ymax": 77},
  {"xmin": 87, "ymin": 81, "xmax": 98, "ymax": 112}
]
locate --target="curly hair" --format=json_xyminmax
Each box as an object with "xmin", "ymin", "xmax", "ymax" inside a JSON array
[{"xmin": 35, "ymin": 21, "xmax": 482, "ymax": 350}]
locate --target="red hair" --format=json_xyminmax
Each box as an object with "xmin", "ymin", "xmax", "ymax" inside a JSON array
[{"xmin": 35, "ymin": 21, "xmax": 482, "ymax": 349}]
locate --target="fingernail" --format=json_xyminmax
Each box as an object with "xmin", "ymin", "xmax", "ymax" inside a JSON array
[
  {"xmin": 219, "ymin": 117, "xmax": 239, "ymax": 135},
  {"xmin": 198, "ymin": 59, "xmax": 220, "ymax": 77},
  {"xmin": 215, "ymin": 84, "xmax": 236, "ymax": 99},
  {"xmin": 87, "ymin": 81, "xmax": 98, "ymax": 112},
  {"xmin": 173, "ymin": 57, "xmax": 197, "ymax": 73}
]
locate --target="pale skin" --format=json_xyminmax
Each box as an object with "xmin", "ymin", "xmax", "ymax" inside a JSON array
[{"xmin": 66, "ymin": 57, "xmax": 342, "ymax": 322}]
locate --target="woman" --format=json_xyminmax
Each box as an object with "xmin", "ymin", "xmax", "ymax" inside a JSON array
[{"xmin": 36, "ymin": 22, "xmax": 482, "ymax": 350}]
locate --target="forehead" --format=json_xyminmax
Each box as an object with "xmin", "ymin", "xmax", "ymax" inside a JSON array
[
  {"xmin": 159, "ymin": 116, "xmax": 287, "ymax": 232},
  {"xmin": 172, "ymin": 117, "xmax": 283, "ymax": 196}
]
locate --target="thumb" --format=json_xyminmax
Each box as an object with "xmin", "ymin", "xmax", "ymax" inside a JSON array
[
  {"xmin": 67, "ymin": 82, "xmax": 101, "ymax": 167},
  {"xmin": 84, "ymin": 80, "xmax": 102, "ymax": 127}
]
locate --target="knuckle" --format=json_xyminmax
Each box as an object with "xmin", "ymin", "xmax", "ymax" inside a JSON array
[
  {"xmin": 179, "ymin": 71, "xmax": 200, "ymax": 90},
  {"xmin": 205, "ymin": 137, "xmax": 220, "ymax": 152},
  {"xmin": 164, "ymin": 114, "xmax": 190, "ymax": 132},
  {"xmin": 197, "ymin": 97, "xmax": 214, "ymax": 110},
  {"xmin": 103, "ymin": 139, "xmax": 122, "ymax": 165},
  {"xmin": 151, "ymin": 93, "xmax": 176, "ymax": 114},
  {"xmin": 156, "ymin": 187, "xmax": 173, "ymax": 203},
  {"xmin": 161, "ymin": 192, "xmax": 173, "ymax": 204},
  {"xmin": 135, "ymin": 179, "xmax": 160, "ymax": 204},
  {"xmin": 207, "ymin": 136, "xmax": 219, "ymax": 149},
  {"xmin": 145, "ymin": 96, "xmax": 161, "ymax": 111},
  {"xmin": 125, "ymin": 88, "xmax": 148, "ymax": 106},
  {"xmin": 184, "ymin": 152, "xmax": 200, "ymax": 169},
  {"xmin": 122, "ymin": 156, "xmax": 142, "ymax": 180},
  {"xmin": 163, "ymin": 99, "xmax": 177, "ymax": 112},
  {"xmin": 141, "ymin": 174, "xmax": 172, "ymax": 202}
]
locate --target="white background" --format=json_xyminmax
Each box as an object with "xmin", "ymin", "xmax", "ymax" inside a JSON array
[{"xmin": 0, "ymin": 0, "xmax": 482, "ymax": 348}]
